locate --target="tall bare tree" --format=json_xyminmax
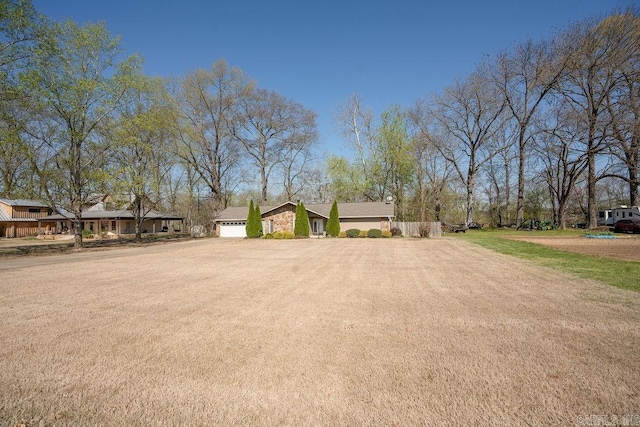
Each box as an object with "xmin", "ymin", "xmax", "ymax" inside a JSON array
[
  {"xmin": 492, "ymin": 37, "xmax": 569, "ymax": 228},
  {"xmin": 535, "ymin": 99, "xmax": 589, "ymax": 228},
  {"xmin": 172, "ymin": 59, "xmax": 252, "ymax": 216},
  {"xmin": 557, "ymin": 13, "xmax": 637, "ymax": 228},
  {"xmin": 233, "ymin": 88, "xmax": 317, "ymax": 203},
  {"xmin": 333, "ymin": 93, "xmax": 377, "ymax": 200},
  {"xmin": 601, "ymin": 11, "xmax": 640, "ymax": 206},
  {"xmin": 423, "ymin": 72, "xmax": 506, "ymax": 226}
]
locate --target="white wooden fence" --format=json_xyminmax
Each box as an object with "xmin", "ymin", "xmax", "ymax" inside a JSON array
[{"xmin": 390, "ymin": 221, "xmax": 442, "ymax": 238}]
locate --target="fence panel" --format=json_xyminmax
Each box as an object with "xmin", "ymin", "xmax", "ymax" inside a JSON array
[{"xmin": 391, "ymin": 221, "xmax": 442, "ymax": 238}]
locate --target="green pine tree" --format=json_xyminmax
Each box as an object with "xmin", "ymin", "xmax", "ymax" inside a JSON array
[
  {"xmin": 326, "ymin": 201, "xmax": 340, "ymax": 237},
  {"xmin": 294, "ymin": 203, "xmax": 309, "ymax": 237},
  {"xmin": 245, "ymin": 200, "xmax": 255, "ymax": 237},
  {"xmin": 255, "ymin": 204, "xmax": 263, "ymax": 237},
  {"xmin": 294, "ymin": 202, "xmax": 310, "ymax": 237}
]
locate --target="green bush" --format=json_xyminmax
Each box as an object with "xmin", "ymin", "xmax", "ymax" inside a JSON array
[
  {"xmin": 358, "ymin": 230, "xmax": 368, "ymax": 238},
  {"xmin": 338, "ymin": 231, "xmax": 346, "ymax": 238},
  {"xmin": 82, "ymin": 229, "xmax": 93, "ymax": 239},
  {"xmin": 345, "ymin": 229, "xmax": 360, "ymax": 238},
  {"xmin": 326, "ymin": 201, "xmax": 340, "ymax": 237},
  {"xmin": 367, "ymin": 229, "xmax": 382, "ymax": 238},
  {"xmin": 381, "ymin": 230, "xmax": 392, "ymax": 238},
  {"xmin": 263, "ymin": 231, "xmax": 294, "ymax": 239}
]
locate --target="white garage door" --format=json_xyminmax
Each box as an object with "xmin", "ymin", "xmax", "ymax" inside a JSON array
[{"xmin": 219, "ymin": 222, "xmax": 246, "ymax": 237}]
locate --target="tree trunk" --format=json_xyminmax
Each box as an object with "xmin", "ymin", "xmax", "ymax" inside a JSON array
[
  {"xmin": 515, "ymin": 133, "xmax": 526, "ymax": 228},
  {"xmin": 73, "ymin": 216, "xmax": 83, "ymax": 248},
  {"xmin": 466, "ymin": 172, "xmax": 474, "ymax": 226},
  {"xmin": 629, "ymin": 148, "xmax": 638, "ymax": 206},
  {"xmin": 587, "ymin": 150, "xmax": 598, "ymax": 229},
  {"xmin": 133, "ymin": 197, "xmax": 142, "ymax": 242}
]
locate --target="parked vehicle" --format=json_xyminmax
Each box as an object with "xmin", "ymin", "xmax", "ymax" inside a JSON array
[
  {"xmin": 605, "ymin": 206, "xmax": 640, "ymax": 226},
  {"xmin": 613, "ymin": 219, "xmax": 640, "ymax": 234}
]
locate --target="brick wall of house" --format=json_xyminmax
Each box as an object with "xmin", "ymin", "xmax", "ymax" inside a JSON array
[{"xmin": 262, "ymin": 205, "xmax": 295, "ymax": 233}]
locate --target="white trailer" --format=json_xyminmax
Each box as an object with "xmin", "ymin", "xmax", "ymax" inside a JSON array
[{"xmin": 606, "ymin": 205, "xmax": 640, "ymax": 226}]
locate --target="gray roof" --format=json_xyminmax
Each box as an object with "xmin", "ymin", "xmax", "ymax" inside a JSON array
[
  {"xmin": 0, "ymin": 198, "xmax": 50, "ymax": 222},
  {"xmin": 216, "ymin": 201, "xmax": 394, "ymax": 222},
  {"xmin": 40, "ymin": 209, "xmax": 183, "ymax": 221},
  {"xmin": 0, "ymin": 209, "xmax": 13, "ymax": 222},
  {"xmin": 0, "ymin": 198, "xmax": 48, "ymax": 208}
]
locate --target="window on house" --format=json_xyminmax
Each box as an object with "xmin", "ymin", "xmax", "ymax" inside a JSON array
[
  {"xmin": 112, "ymin": 221, "xmax": 117, "ymax": 231},
  {"xmin": 28, "ymin": 208, "xmax": 40, "ymax": 213}
]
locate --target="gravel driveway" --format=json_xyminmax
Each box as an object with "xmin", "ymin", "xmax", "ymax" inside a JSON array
[{"xmin": 1, "ymin": 238, "xmax": 638, "ymax": 425}]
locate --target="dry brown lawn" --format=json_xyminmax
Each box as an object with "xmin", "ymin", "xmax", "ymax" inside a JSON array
[{"xmin": 1, "ymin": 238, "xmax": 639, "ymax": 426}]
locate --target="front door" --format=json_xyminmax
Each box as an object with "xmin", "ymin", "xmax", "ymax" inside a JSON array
[{"xmin": 312, "ymin": 218, "xmax": 324, "ymax": 235}]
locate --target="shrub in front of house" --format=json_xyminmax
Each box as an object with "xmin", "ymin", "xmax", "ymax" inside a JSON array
[
  {"xmin": 264, "ymin": 233, "xmax": 274, "ymax": 239},
  {"xmin": 345, "ymin": 228, "xmax": 360, "ymax": 238},
  {"xmin": 390, "ymin": 227, "xmax": 403, "ymax": 237},
  {"xmin": 245, "ymin": 200, "xmax": 262, "ymax": 238},
  {"xmin": 326, "ymin": 201, "xmax": 340, "ymax": 237},
  {"xmin": 294, "ymin": 203, "xmax": 310, "ymax": 237},
  {"xmin": 338, "ymin": 231, "xmax": 346, "ymax": 238},
  {"xmin": 358, "ymin": 230, "xmax": 368, "ymax": 238},
  {"xmin": 367, "ymin": 229, "xmax": 382, "ymax": 238},
  {"xmin": 82, "ymin": 229, "xmax": 93, "ymax": 239},
  {"xmin": 283, "ymin": 231, "xmax": 295, "ymax": 239},
  {"xmin": 381, "ymin": 230, "xmax": 392, "ymax": 238}
]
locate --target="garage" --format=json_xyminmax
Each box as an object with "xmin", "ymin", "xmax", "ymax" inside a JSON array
[{"xmin": 219, "ymin": 221, "xmax": 247, "ymax": 238}]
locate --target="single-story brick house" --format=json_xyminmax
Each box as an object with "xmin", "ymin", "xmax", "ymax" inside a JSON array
[
  {"xmin": 215, "ymin": 201, "xmax": 394, "ymax": 237},
  {"xmin": 0, "ymin": 198, "xmax": 56, "ymax": 238}
]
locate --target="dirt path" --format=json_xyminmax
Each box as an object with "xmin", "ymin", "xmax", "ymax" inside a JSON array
[
  {"xmin": 1, "ymin": 238, "xmax": 638, "ymax": 426},
  {"xmin": 508, "ymin": 235, "xmax": 640, "ymax": 262}
]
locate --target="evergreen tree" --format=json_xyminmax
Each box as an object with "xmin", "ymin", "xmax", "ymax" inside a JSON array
[
  {"xmin": 245, "ymin": 200, "xmax": 260, "ymax": 238},
  {"xmin": 255, "ymin": 204, "xmax": 263, "ymax": 236},
  {"xmin": 326, "ymin": 201, "xmax": 340, "ymax": 237},
  {"xmin": 294, "ymin": 202, "xmax": 310, "ymax": 237}
]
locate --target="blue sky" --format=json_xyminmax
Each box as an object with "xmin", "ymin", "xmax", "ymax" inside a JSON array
[{"xmin": 34, "ymin": 0, "xmax": 636, "ymax": 156}]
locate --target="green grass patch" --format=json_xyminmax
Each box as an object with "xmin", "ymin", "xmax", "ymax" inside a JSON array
[{"xmin": 453, "ymin": 230, "xmax": 639, "ymax": 292}]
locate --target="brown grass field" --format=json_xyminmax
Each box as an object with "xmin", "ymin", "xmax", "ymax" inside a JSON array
[{"xmin": 1, "ymin": 238, "xmax": 639, "ymax": 426}]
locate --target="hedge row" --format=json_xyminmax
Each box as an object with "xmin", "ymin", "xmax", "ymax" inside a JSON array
[{"xmin": 342, "ymin": 229, "xmax": 392, "ymax": 238}]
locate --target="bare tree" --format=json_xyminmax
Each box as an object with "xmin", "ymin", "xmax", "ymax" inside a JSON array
[
  {"xmin": 557, "ymin": 12, "xmax": 637, "ymax": 228},
  {"xmin": 233, "ymin": 88, "xmax": 317, "ymax": 203},
  {"xmin": 424, "ymin": 72, "xmax": 506, "ymax": 226},
  {"xmin": 535, "ymin": 99, "xmax": 589, "ymax": 228},
  {"xmin": 281, "ymin": 133, "xmax": 316, "ymax": 201},
  {"xmin": 601, "ymin": 11, "xmax": 640, "ymax": 205},
  {"xmin": 492, "ymin": 37, "xmax": 569, "ymax": 228},
  {"xmin": 172, "ymin": 59, "xmax": 252, "ymax": 216},
  {"xmin": 333, "ymin": 93, "xmax": 378, "ymax": 200}
]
